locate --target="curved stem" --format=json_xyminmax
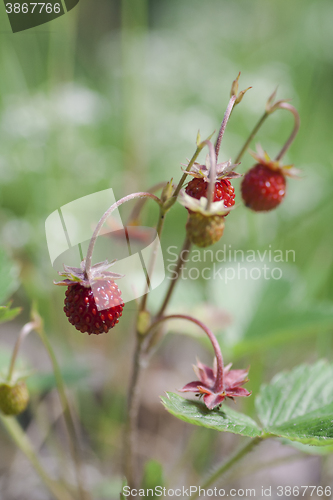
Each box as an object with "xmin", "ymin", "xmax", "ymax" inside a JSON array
[
  {"xmin": 7, "ymin": 321, "xmax": 37, "ymax": 383},
  {"xmin": 234, "ymin": 111, "xmax": 269, "ymax": 164},
  {"xmin": 156, "ymin": 236, "xmax": 192, "ymax": 319},
  {"xmin": 190, "ymin": 436, "xmax": 263, "ymax": 499},
  {"xmin": 215, "ymin": 95, "xmax": 236, "ymax": 161},
  {"xmin": 173, "ymin": 144, "xmax": 206, "ymax": 199},
  {"xmin": 145, "ymin": 314, "xmax": 224, "ymax": 392},
  {"xmin": 274, "ymin": 103, "xmax": 300, "ymax": 161},
  {"xmin": 234, "ymin": 102, "xmax": 300, "ymax": 165},
  {"xmin": 127, "ymin": 182, "xmax": 167, "ymax": 225},
  {"xmin": 85, "ymin": 192, "xmax": 162, "ymax": 277},
  {"xmin": 0, "ymin": 415, "xmax": 76, "ymax": 500}
]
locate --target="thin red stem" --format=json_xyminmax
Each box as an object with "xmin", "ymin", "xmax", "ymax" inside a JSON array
[
  {"xmin": 85, "ymin": 192, "xmax": 162, "ymax": 277},
  {"xmin": 274, "ymin": 103, "xmax": 300, "ymax": 161},
  {"xmin": 146, "ymin": 314, "xmax": 224, "ymax": 391},
  {"xmin": 204, "ymin": 140, "xmax": 217, "ymax": 212},
  {"xmin": 215, "ymin": 95, "xmax": 236, "ymax": 161}
]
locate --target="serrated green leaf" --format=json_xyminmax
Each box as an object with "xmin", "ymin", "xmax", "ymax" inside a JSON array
[
  {"xmin": 0, "ymin": 249, "xmax": 20, "ymax": 304},
  {"xmin": 0, "ymin": 305, "xmax": 21, "ymax": 324},
  {"xmin": 280, "ymin": 439, "xmax": 333, "ymax": 455},
  {"xmin": 161, "ymin": 392, "xmax": 262, "ymax": 437},
  {"xmin": 256, "ymin": 361, "xmax": 333, "ymax": 446}
]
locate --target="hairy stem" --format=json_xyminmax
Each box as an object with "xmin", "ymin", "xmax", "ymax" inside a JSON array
[
  {"xmin": 124, "ymin": 201, "xmax": 166, "ymax": 488},
  {"xmin": 156, "ymin": 236, "xmax": 192, "ymax": 319},
  {"xmin": 234, "ymin": 111, "xmax": 268, "ymax": 164},
  {"xmin": 205, "ymin": 140, "xmax": 217, "ymax": 213},
  {"xmin": 215, "ymin": 95, "xmax": 236, "ymax": 161},
  {"xmin": 145, "ymin": 314, "xmax": 224, "ymax": 391},
  {"xmin": 274, "ymin": 103, "xmax": 300, "ymax": 161},
  {"xmin": 127, "ymin": 182, "xmax": 167, "ymax": 225},
  {"xmin": 173, "ymin": 143, "xmax": 206, "ymax": 199},
  {"xmin": 85, "ymin": 192, "xmax": 162, "ymax": 277},
  {"xmin": 0, "ymin": 415, "xmax": 76, "ymax": 500},
  {"xmin": 191, "ymin": 436, "xmax": 263, "ymax": 499}
]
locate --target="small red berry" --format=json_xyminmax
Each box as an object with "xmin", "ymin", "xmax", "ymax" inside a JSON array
[
  {"xmin": 64, "ymin": 281, "xmax": 124, "ymax": 335},
  {"xmin": 241, "ymin": 163, "xmax": 286, "ymax": 212},
  {"xmin": 185, "ymin": 178, "xmax": 235, "ymax": 209}
]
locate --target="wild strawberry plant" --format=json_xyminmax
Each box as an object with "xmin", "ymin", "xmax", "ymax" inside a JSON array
[{"xmin": 1, "ymin": 74, "xmax": 333, "ymax": 500}]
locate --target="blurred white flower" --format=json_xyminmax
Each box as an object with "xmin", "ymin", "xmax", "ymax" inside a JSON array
[{"xmin": 1, "ymin": 84, "xmax": 108, "ymax": 139}]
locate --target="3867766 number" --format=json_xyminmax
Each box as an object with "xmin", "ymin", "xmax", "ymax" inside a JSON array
[
  {"xmin": 5, "ymin": 3, "xmax": 61, "ymax": 14},
  {"xmin": 277, "ymin": 486, "xmax": 332, "ymax": 496}
]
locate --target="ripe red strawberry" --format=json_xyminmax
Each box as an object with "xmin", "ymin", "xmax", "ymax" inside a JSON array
[
  {"xmin": 64, "ymin": 281, "xmax": 124, "ymax": 335},
  {"xmin": 178, "ymin": 158, "xmax": 239, "ymax": 247},
  {"xmin": 185, "ymin": 178, "xmax": 235, "ymax": 210},
  {"xmin": 55, "ymin": 260, "xmax": 125, "ymax": 335},
  {"xmin": 241, "ymin": 146, "xmax": 300, "ymax": 212},
  {"xmin": 241, "ymin": 163, "xmax": 286, "ymax": 212}
]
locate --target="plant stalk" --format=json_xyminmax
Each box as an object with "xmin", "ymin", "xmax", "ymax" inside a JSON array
[
  {"xmin": 0, "ymin": 415, "xmax": 76, "ymax": 500},
  {"xmin": 85, "ymin": 192, "xmax": 162, "ymax": 277},
  {"xmin": 127, "ymin": 182, "xmax": 167, "ymax": 225},
  {"xmin": 7, "ymin": 321, "xmax": 37, "ymax": 383},
  {"xmin": 234, "ymin": 111, "xmax": 269, "ymax": 164},
  {"xmin": 274, "ymin": 103, "xmax": 300, "ymax": 161},
  {"xmin": 215, "ymin": 95, "xmax": 236, "ymax": 161},
  {"xmin": 205, "ymin": 140, "xmax": 217, "ymax": 213},
  {"xmin": 190, "ymin": 436, "xmax": 263, "ymax": 499},
  {"xmin": 139, "ymin": 208, "xmax": 166, "ymax": 312},
  {"xmin": 172, "ymin": 145, "xmax": 205, "ymax": 199},
  {"xmin": 36, "ymin": 324, "xmax": 90, "ymax": 500},
  {"xmin": 123, "ymin": 337, "xmax": 145, "ymax": 489},
  {"xmin": 123, "ymin": 202, "xmax": 166, "ymax": 490},
  {"xmin": 156, "ymin": 236, "xmax": 192, "ymax": 319},
  {"xmin": 145, "ymin": 314, "xmax": 224, "ymax": 391}
]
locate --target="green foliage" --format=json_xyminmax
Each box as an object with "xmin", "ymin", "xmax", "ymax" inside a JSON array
[
  {"xmin": 256, "ymin": 360, "xmax": 333, "ymax": 446},
  {"xmin": 0, "ymin": 304, "xmax": 21, "ymax": 324},
  {"xmin": 161, "ymin": 392, "xmax": 261, "ymax": 438},
  {"xmin": 164, "ymin": 361, "xmax": 333, "ymax": 450}
]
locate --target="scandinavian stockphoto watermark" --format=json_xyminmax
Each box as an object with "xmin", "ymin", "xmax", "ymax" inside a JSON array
[
  {"xmin": 122, "ymin": 485, "xmax": 257, "ymax": 497},
  {"xmin": 45, "ymin": 188, "xmax": 165, "ymax": 307},
  {"xmin": 122, "ymin": 485, "xmax": 332, "ymax": 498},
  {"xmin": 166, "ymin": 245, "xmax": 296, "ymax": 283}
]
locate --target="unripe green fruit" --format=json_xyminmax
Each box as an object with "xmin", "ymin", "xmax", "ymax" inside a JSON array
[
  {"xmin": 186, "ymin": 213, "xmax": 225, "ymax": 247},
  {"xmin": 0, "ymin": 381, "xmax": 29, "ymax": 416}
]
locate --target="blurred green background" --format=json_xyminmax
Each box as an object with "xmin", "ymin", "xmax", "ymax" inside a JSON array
[{"xmin": 1, "ymin": 0, "xmax": 333, "ymax": 498}]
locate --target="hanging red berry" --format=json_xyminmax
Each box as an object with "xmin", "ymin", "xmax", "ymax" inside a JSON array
[
  {"xmin": 241, "ymin": 146, "xmax": 300, "ymax": 212},
  {"xmin": 55, "ymin": 260, "xmax": 124, "ymax": 335}
]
